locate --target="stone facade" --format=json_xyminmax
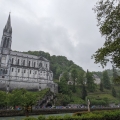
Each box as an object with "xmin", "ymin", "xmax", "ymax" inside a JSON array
[{"xmin": 0, "ymin": 14, "xmax": 58, "ymax": 93}]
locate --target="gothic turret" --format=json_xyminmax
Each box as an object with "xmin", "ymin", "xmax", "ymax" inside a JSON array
[{"xmin": 0, "ymin": 13, "xmax": 12, "ymax": 54}]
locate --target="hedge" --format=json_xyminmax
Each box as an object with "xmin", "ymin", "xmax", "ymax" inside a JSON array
[{"xmin": 22, "ymin": 110, "xmax": 120, "ymax": 120}]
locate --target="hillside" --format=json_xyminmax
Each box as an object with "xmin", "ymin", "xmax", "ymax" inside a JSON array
[
  {"xmin": 23, "ymin": 50, "xmax": 84, "ymax": 79},
  {"xmin": 23, "ymin": 50, "xmax": 120, "ymax": 106}
]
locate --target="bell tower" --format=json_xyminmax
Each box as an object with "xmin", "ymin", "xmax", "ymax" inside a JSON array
[{"xmin": 0, "ymin": 13, "xmax": 12, "ymax": 55}]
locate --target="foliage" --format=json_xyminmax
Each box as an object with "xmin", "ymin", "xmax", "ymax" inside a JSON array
[
  {"xmin": 58, "ymin": 77, "xmax": 69, "ymax": 94},
  {"xmin": 103, "ymin": 70, "xmax": 111, "ymax": 89},
  {"xmin": 77, "ymin": 70, "xmax": 86, "ymax": 85},
  {"xmin": 23, "ymin": 51, "xmax": 84, "ymax": 80},
  {"xmin": 0, "ymin": 91, "xmax": 7, "ymax": 107},
  {"xmin": 100, "ymin": 82, "xmax": 104, "ymax": 92},
  {"xmin": 112, "ymin": 87, "xmax": 117, "ymax": 97},
  {"xmin": 92, "ymin": 0, "xmax": 120, "ymax": 68},
  {"xmin": 55, "ymin": 93, "xmax": 70, "ymax": 106},
  {"xmin": 81, "ymin": 84, "xmax": 87, "ymax": 100},
  {"xmin": 22, "ymin": 110, "xmax": 120, "ymax": 120},
  {"xmin": 23, "ymin": 117, "xmax": 38, "ymax": 120},
  {"xmin": 112, "ymin": 65, "xmax": 119, "ymax": 83},
  {"xmin": 38, "ymin": 115, "xmax": 46, "ymax": 120},
  {"xmin": 86, "ymin": 70, "xmax": 96, "ymax": 92},
  {"xmin": 9, "ymin": 89, "xmax": 26, "ymax": 107},
  {"xmin": 71, "ymin": 69, "xmax": 78, "ymax": 92},
  {"xmin": 0, "ymin": 88, "xmax": 49, "ymax": 110}
]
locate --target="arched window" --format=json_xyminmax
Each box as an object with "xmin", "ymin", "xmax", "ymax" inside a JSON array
[
  {"xmin": 12, "ymin": 58, "xmax": 14, "ymax": 64},
  {"xmin": 17, "ymin": 59, "xmax": 19, "ymax": 65},
  {"xmin": 3, "ymin": 37, "xmax": 7, "ymax": 47},
  {"xmin": 12, "ymin": 68, "xmax": 14, "ymax": 72},
  {"xmin": 6, "ymin": 38, "xmax": 9, "ymax": 48},
  {"xmin": 5, "ymin": 70, "xmax": 7, "ymax": 74},
  {"xmin": 23, "ymin": 60, "xmax": 25, "ymax": 66},
  {"xmin": 34, "ymin": 62, "xmax": 36, "ymax": 67},
  {"xmin": 39, "ymin": 63, "xmax": 42, "ymax": 67},
  {"xmin": 18, "ymin": 69, "xmax": 20, "ymax": 73},
  {"xmin": 28, "ymin": 61, "xmax": 31, "ymax": 67},
  {"xmin": 0, "ymin": 69, "xmax": 2, "ymax": 75}
]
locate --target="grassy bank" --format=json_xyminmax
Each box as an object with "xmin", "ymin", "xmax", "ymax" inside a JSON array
[{"xmin": 22, "ymin": 110, "xmax": 120, "ymax": 120}]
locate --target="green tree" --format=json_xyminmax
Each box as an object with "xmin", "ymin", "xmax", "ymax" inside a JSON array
[
  {"xmin": 58, "ymin": 77, "xmax": 68, "ymax": 94},
  {"xmin": 55, "ymin": 94, "xmax": 70, "ymax": 106},
  {"xmin": 71, "ymin": 69, "xmax": 78, "ymax": 92},
  {"xmin": 103, "ymin": 70, "xmax": 111, "ymax": 89},
  {"xmin": 112, "ymin": 87, "xmax": 117, "ymax": 97},
  {"xmin": 9, "ymin": 89, "xmax": 25, "ymax": 108},
  {"xmin": 77, "ymin": 70, "xmax": 85, "ymax": 85},
  {"xmin": 81, "ymin": 84, "xmax": 87, "ymax": 100},
  {"xmin": 0, "ymin": 91, "xmax": 7, "ymax": 108},
  {"xmin": 22, "ymin": 92, "xmax": 37, "ymax": 116},
  {"xmin": 62, "ymin": 71, "xmax": 69, "ymax": 82},
  {"xmin": 100, "ymin": 82, "xmax": 104, "ymax": 92},
  {"xmin": 92, "ymin": 0, "xmax": 120, "ymax": 68},
  {"xmin": 86, "ymin": 70, "xmax": 96, "ymax": 92},
  {"xmin": 112, "ymin": 65, "xmax": 119, "ymax": 83}
]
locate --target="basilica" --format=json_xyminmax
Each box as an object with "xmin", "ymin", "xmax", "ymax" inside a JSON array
[{"xmin": 0, "ymin": 14, "xmax": 58, "ymax": 93}]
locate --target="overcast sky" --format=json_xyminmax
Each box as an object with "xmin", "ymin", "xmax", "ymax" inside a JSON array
[{"xmin": 0, "ymin": 0, "xmax": 112, "ymax": 72}]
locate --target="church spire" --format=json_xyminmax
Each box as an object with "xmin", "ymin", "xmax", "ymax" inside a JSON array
[
  {"xmin": 3, "ymin": 13, "xmax": 12, "ymax": 35},
  {"xmin": 0, "ymin": 13, "xmax": 12, "ymax": 54}
]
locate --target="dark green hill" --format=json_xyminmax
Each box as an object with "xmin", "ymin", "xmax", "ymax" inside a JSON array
[
  {"xmin": 22, "ymin": 51, "xmax": 120, "ymax": 106},
  {"xmin": 23, "ymin": 50, "xmax": 84, "ymax": 79}
]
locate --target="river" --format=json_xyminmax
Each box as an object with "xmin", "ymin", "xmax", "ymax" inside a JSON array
[{"xmin": 0, "ymin": 113, "xmax": 73, "ymax": 120}]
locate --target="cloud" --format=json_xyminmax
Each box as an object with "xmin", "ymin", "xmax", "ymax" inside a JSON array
[{"xmin": 0, "ymin": 0, "xmax": 112, "ymax": 72}]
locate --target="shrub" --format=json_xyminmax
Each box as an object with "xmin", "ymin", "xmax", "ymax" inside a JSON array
[
  {"xmin": 73, "ymin": 111, "xmax": 89, "ymax": 116},
  {"xmin": 38, "ymin": 115, "xmax": 45, "ymax": 120},
  {"xmin": 64, "ymin": 115, "xmax": 73, "ymax": 120},
  {"xmin": 22, "ymin": 117, "xmax": 38, "ymax": 120}
]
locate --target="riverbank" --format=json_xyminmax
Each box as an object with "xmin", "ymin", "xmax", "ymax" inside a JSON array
[
  {"xmin": 0, "ymin": 107, "xmax": 119, "ymax": 117},
  {"xmin": 0, "ymin": 113, "xmax": 72, "ymax": 120}
]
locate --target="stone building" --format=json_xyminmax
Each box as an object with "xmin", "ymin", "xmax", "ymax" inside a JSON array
[{"xmin": 0, "ymin": 14, "xmax": 58, "ymax": 93}]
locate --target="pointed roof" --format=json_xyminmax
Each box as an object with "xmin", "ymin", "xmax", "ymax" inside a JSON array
[
  {"xmin": 3, "ymin": 13, "xmax": 12, "ymax": 34},
  {"xmin": 38, "ymin": 56, "xmax": 49, "ymax": 62},
  {"xmin": 6, "ymin": 13, "xmax": 11, "ymax": 29}
]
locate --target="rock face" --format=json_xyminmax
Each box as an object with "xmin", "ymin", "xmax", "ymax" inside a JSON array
[{"xmin": 0, "ymin": 14, "xmax": 58, "ymax": 93}]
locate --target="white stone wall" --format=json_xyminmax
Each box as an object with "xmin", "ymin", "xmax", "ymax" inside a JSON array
[{"xmin": 0, "ymin": 51, "xmax": 56, "ymax": 92}]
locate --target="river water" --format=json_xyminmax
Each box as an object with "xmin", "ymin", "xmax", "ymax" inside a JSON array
[{"xmin": 0, "ymin": 113, "xmax": 73, "ymax": 120}]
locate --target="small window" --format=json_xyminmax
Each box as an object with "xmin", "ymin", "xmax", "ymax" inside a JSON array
[
  {"xmin": 24, "ymin": 70, "xmax": 26, "ymax": 73},
  {"xmin": 18, "ymin": 69, "xmax": 20, "ymax": 73},
  {"xmin": 5, "ymin": 70, "xmax": 7, "ymax": 74},
  {"xmin": 30, "ymin": 70, "xmax": 31, "ymax": 74},
  {"xmin": 12, "ymin": 68, "xmax": 14, "ymax": 72},
  {"xmin": 28, "ymin": 61, "xmax": 30, "ymax": 67},
  {"xmin": 34, "ymin": 62, "xmax": 36, "ymax": 67},
  {"xmin": 39, "ymin": 63, "xmax": 42, "ymax": 67},
  {"xmin": 12, "ymin": 58, "xmax": 14, "ymax": 64},
  {"xmin": 35, "ymin": 71, "xmax": 37, "ymax": 74},
  {"xmin": 17, "ymin": 59, "xmax": 20, "ymax": 65},
  {"xmin": 23, "ymin": 60, "xmax": 25, "ymax": 66}
]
